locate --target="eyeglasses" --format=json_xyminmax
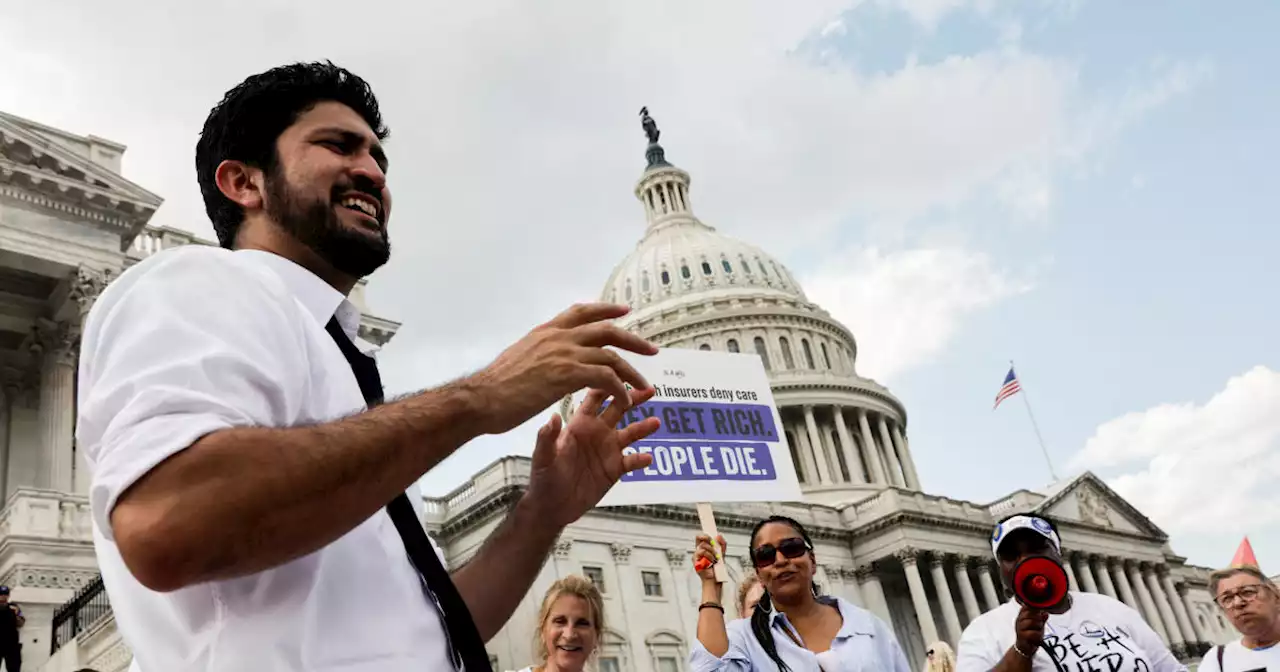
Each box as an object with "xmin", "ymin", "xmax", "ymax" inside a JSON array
[
  {"xmin": 927, "ymin": 650, "xmax": 935, "ymax": 657},
  {"xmin": 752, "ymin": 538, "xmax": 810, "ymax": 569},
  {"xmin": 1216, "ymin": 584, "xmax": 1268, "ymax": 609}
]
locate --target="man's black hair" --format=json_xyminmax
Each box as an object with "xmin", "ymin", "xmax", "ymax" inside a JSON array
[
  {"xmin": 195, "ymin": 61, "xmax": 389, "ymax": 248},
  {"xmin": 747, "ymin": 515, "xmax": 821, "ymax": 672}
]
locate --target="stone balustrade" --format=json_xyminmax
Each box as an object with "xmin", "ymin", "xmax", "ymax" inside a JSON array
[{"xmin": 0, "ymin": 487, "xmax": 92, "ymax": 543}]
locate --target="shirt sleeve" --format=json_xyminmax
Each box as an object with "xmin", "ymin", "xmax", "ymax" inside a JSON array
[
  {"xmin": 687, "ymin": 619, "xmax": 755, "ymax": 672},
  {"xmin": 77, "ymin": 249, "xmax": 310, "ymax": 542},
  {"xmin": 956, "ymin": 615, "xmax": 1003, "ymax": 672}
]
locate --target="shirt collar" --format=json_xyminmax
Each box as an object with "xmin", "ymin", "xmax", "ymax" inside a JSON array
[
  {"xmin": 236, "ymin": 250, "xmax": 379, "ymax": 353},
  {"xmin": 768, "ymin": 596, "xmax": 877, "ymax": 639}
]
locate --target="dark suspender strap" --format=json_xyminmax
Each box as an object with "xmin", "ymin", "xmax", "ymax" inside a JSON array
[
  {"xmin": 1217, "ymin": 644, "xmax": 1225, "ymax": 669},
  {"xmin": 324, "ymin": 317, "xmax": 492, "ymax": 672}
]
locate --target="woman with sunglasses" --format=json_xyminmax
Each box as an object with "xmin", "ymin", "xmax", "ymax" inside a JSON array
[{"xmin": 689, "ymin": 515, "xmax": 911, "ymax": 672}]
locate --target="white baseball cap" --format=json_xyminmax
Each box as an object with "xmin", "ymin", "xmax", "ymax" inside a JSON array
[{"xmin": 991, "ymin": 515, "xmax": 1061, "ymax": 557}]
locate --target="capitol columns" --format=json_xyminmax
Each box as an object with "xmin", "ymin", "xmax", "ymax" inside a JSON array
[
  {"xmin": 1074, "ymin": 552, "xmax": 1100, "ymax": 593},
  {"xmin": 890, "ymin": 424, "xmax": 920, "ymax": 490},
  {"xmin": 952, "ymin": 555, "xmax": 982, "ymax": 624},
  {"xmin": 896, "ymin": 547, "xmax": 939, "ymax": 646},
  {"xmin": 1109, "ymin": 557, "xmax": 1141, "ymax": 611},
  {"xmin": 1142, "ymin": 563, "xmax": 1185, "ymax": 652},
  {"xmin": 876, "ymin": 416, "xmax": 905, "ymax": 487},
  {"xmin": 0, "ymin": 367, "xmax": 23, "ymax": 499},
  {"xmin": 1092, "ymin": 555, "xmax": 1119, "ymax": 600},
  {"xmin": 1126, "ymin": 560, "xmax": 1172, "ymax": 644},
  {"xmin": 1061, "ymin": 551, "xmax": 1081, "ymax": 592},
  {"xmin": 928, "ymin": 554, "xmax": 963, "ymax": 644},
  {"xmin": 66, "ymin": 265, "xmax": 113, "ymax": 494},
  {"xmin": 831, "ymin": 407, "xmax": 865, "ymax": 484},
  {"xmin": 33, "ymin": 320, "xmax": 78, "ymax": 493},
  {"xmin": 1174, "ymin": 582, "xmax": 1211, "ymax": 649},
  {"xmin": 856, "ymin": 410, "xmax": 888, "ymax": 485},
  {"xmin": 1158, "ymin": 566, "xmax": 1199, "ymax": 655},
  {"xmin": 975, "ymin": 561, "xmax": 1002, "ymax": 612},
  {"xmin": 855, "ymin": 564, "xmax": 891, "ymax": 626},
  {"xmin": 802, "ymin": 405, "xmax": 832, "ymax": 484},
  {"xmin": 837, "ymin": 566, "xmax": 865, "ymax": 607}
]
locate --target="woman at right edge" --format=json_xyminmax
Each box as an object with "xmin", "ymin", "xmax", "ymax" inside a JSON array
[{"xmin": 688, "ymin": 515, "xmax": 911, "ymax": 672}]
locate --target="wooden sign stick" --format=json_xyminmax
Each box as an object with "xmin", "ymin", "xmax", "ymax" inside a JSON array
[{"xmin": 695, "ymin": 502, "xmax": 729, "ymax": 583}]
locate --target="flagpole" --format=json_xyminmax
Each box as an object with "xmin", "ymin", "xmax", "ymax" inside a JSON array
[{"xmin": 1011, "ymin": 360, "xmax": 1059, "ymax": 482}]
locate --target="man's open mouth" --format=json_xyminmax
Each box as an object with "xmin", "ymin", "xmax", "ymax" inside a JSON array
[{"xmin": 337, "ymin": 193, "xmax": 381, "ymax": 224}]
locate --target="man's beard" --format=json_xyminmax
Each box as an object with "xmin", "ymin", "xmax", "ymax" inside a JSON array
[{"xmin": 263, "ymin": 165, "xmax": 391, "ymax": 278}]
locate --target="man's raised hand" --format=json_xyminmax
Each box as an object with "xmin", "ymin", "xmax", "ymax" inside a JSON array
[{"xmin": 469, "ymin": 303, "xmax": 659, "ymax": 435}]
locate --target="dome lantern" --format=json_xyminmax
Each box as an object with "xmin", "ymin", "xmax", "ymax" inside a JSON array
[{"xmin": 636, "ymin": 107, "xmax": 699, "ymax": 235}]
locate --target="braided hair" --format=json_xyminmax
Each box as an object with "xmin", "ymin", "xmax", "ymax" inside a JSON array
[{"xmin": 748, "ymin": 515, "xmax": 821, "ymax": 672}]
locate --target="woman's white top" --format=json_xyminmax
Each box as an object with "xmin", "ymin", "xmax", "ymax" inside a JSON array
[{"xmin": 688, "ymin": 596, "xmax": 911, "ymax": 672}]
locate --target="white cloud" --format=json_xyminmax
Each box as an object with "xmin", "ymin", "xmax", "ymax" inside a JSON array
[
  {"xmin": 1069, "ymin": 366, "xmax": 1280, "ymax": 541},
  {"xmin": 802, "ymin": 246, "xmax": 1031, "ymax": 382},
  {"xmin": 0, "ymin": 1, "xmax": 1209, "ymax": 491}
]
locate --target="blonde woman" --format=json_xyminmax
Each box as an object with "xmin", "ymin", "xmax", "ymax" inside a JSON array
[
  {"xmin": 924, "ymin": 641, "xmax": 956, "ymax": 672},
  {"xmin": 515, "ymin": 575, "xmax": 606, "ymax": 672},
  {"xmin": 736, "ymin": 574, "xmax": 764, "ymax": 620}
]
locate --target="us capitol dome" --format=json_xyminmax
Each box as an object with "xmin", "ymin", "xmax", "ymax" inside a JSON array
[{"xmin": 600, "ymin": 109, "xmax": 920, "ymax": 505}]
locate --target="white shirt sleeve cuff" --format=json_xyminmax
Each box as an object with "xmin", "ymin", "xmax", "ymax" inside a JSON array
[{"xmin": 90, "ymin": 412, "xmax": 234, "ymax": 542}]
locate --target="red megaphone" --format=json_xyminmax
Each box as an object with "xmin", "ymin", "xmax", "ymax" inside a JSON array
[{"xmin": 1011, "ymin": 555, "xmax": 1069, "ymax": 609}]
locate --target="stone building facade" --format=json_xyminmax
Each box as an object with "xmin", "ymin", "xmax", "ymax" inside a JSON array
[{"xmin": 0, "ymin": 110, "xmax": 1235, "ymax": 672}]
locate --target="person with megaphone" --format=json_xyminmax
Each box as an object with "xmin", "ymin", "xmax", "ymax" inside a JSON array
[{"xmin": 956, "ymin": 513, "xmax": 1186, "ymax": 672}]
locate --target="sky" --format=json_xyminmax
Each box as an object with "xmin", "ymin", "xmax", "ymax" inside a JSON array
[{"xmin": 2, "ymin": 0, "xmax": 1275, "ymax": 571}]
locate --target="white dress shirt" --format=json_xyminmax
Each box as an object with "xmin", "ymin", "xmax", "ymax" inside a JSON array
[{"xmin": 77, "ymin": 246, "xmax": 454, "ymax": 672}]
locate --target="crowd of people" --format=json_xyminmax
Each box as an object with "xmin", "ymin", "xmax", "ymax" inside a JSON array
[
  {"xmin": 501, "ymin": 508, "xmax": 1278, "ymax": 672},
  {"xmin": 70, "ymin": 58, "xmax": 1264, "ymax": 672}
]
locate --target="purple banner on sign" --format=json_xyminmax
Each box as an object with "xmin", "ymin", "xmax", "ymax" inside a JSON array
[
  {"xmin": 614, "ymin": 402, "xmax": 778, "ymax": 442},
  {"xmin": 620, "ymin": 441, "xmax": 777, "ymax": 482}
]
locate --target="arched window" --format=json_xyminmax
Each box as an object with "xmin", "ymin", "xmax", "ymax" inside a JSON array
[
  {"xmin": 645, "ymin": 630, "xmax": 687, "ymax": 672},
  {"xmin": 758, "ymin": 260, "xmax": 769, "ymax": 276},
  {"xmin": 599, "ymin": 629, "xmax": 630, "ymax": 672},
  {"xmin": 722, "ymin": 259, "xmax": 733, "ymax": 273},
  {"xmin": 741, "ymin": 256, "xmax": 752, "ymax": 274},
  {"xmin": 680, "ymin": 265, "xmax": 691, "ymax": 279},
  {"xmin": 699, "ymin": 344, "xmax": 711, "ymax": 351},
  {"xmin": 641, "ymin": 272, "xmax": 650, "ymax": 293},
  {"xmin": 701, "ymin": 261, "xmax": 713, "ymax": 276},
  {"xmin": 821, "ymin": 342, "xmax": 831, "ymax": 369},
  {"xmin": 779, "ymin": 337, "xmax": 795, "ymax": 369},
  {"xmin": 727, "ymin": 339, "xmax": 740, "ymax": 353},
  {"xmin": 625, "ymin": 282, "xmax": 632, "ymax": 301},
  {"xmin": 753, "ymin": 337, "xmax": 771, "ymax": 371},
  {"xmin": 661, "ymin": 269, "xmax": 670, "ymax": 285},
  {"xmin": 802, "ymin": 339, "xmax": 815, "ymax": 369}
]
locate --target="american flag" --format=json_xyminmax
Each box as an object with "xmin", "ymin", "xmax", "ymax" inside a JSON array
[{"xmin": 993, "ymin": 366, "xmax": 1021, "ymax": 409}]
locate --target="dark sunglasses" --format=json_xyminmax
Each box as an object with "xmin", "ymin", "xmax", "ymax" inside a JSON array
[
  {"xmin": 752, "ymin": 537, "xmax": 810, "ymax": 568},
  {"xmin": 927, "ymin": 650, "xmax": 935, "ymax": 657}
]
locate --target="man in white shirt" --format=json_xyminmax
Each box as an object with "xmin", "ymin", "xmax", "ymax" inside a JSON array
[
  {"xmin": 76, "ymin": 61, "xmax": 662, "ymax": 672},
  {"xmin": 1198, "ymin": 567, "xmax": 1280, "ymax": 672},
  {"xmin": 957, "ymin": 513, "xmax": 1185, "ymax": 672}
]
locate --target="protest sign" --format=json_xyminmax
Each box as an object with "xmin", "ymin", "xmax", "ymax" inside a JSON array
[{"xmin": 558, "ymin": 348, "xmax": 802, "ymax": 508}]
